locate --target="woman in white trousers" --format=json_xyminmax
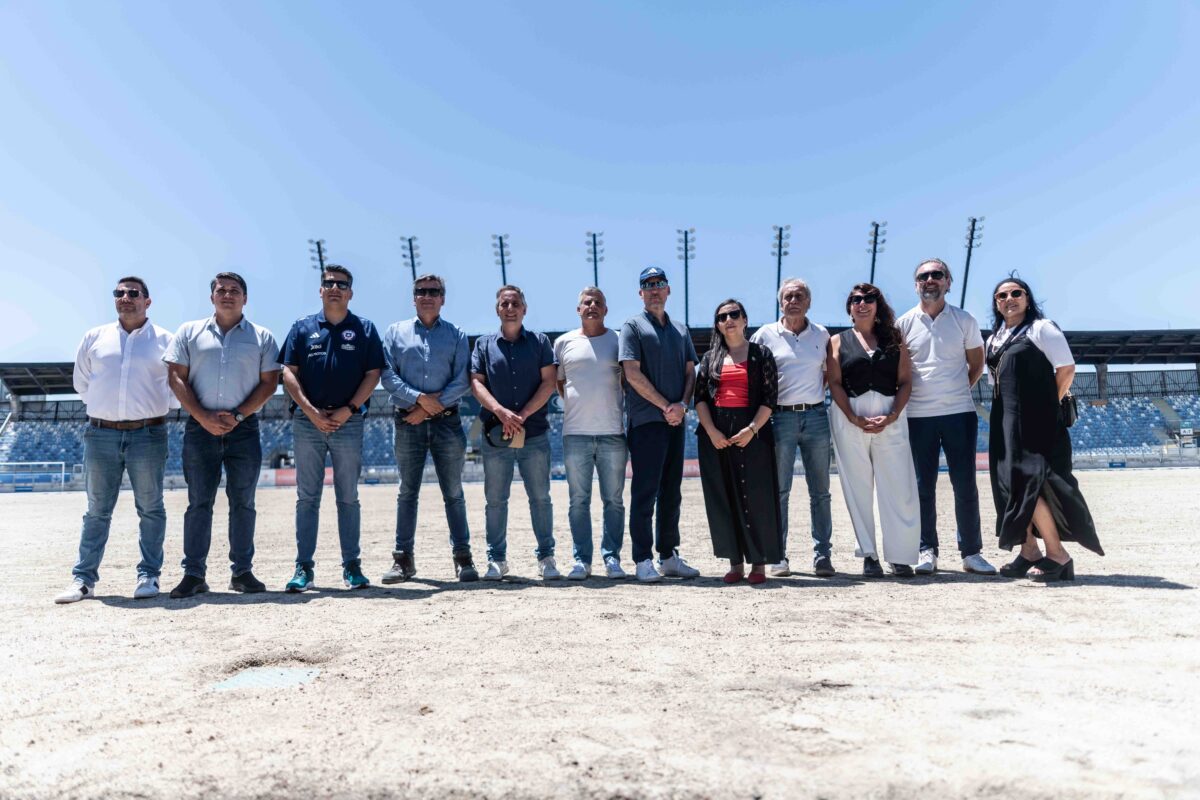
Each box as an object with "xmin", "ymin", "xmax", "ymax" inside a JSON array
[{"xmin": 827, "ymin": 283, "xmax": 921, "ymax": 577}]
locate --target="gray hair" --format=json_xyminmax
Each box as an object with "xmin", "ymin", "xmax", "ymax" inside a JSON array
[
  {"xmin": 577, "ymin": 286, "xmax": 607, "ymax": 305},
  {"xmin": 778, "ymin": 278, "xmax": 811, "ymax": 302},
  {"xmin": 914, "ymin": 258, "xmax": 952, "ymax": 281},
  {"xmin": 413, "ymin": 273, "xmax": 446, "ymax": 292},
  {"xmin": 495, "ymin": 284, "xmax": 527, "ymax": 308}
]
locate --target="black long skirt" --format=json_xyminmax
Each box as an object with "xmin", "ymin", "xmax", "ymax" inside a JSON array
[{"xmin": 697, "ymin": 406, "xmax": 783, "ymax": 564}]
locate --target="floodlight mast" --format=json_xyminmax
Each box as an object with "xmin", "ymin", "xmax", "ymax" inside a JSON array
[
  {"xmin": 586, "ymin": 231, "xmax": 605, "ymax": 287},
  {"xmin": 308, "ymin": 239, "xmax": 328, "ymax": 272},
  {"xmin": 491, "ymin": 234, "xmax": 511, "ymax": 285},
  {"xmin": 866, "ymin": 222, "xmax": 887, "ymax": 284},
  {"xmin": 960, "ymin": 216, "xmax": 985, "ymax": 308},
  {"xmin": 772, "ymin": 225, "xmax": 792, "ymax": 319},
  {"xmin": 676, "ymin": 228, "xmax": 696, "ymax": 328},
  {"xmin": 400, "ymin": 236, "xmax": 420, "ymax": 283}
]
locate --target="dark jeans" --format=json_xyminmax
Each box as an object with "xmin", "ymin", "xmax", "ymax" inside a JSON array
[
  {"xmin": 907, "ymin": 411, "xmax": 982, "ymax": 557},
  {"xmin": 181, "ymin": 416, "xmax": 262, "ymax": 578},
  {"xmin": 393, "ymin": 415, "xmax": 470, "ymax": 554},
  {"xmin": 627, "ymin": 421, "xmax": 684, "ymax": 564}
]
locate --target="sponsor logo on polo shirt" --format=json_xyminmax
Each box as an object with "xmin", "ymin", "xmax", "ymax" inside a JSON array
[{"xmin": 342, "ymin": 330, "xmax": 356, "ymax": 341}]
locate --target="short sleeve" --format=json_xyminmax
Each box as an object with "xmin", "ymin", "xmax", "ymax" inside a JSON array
[
  {"xmin": 553, "ymin": 337, "xmax": 566, "ymax": 380},
  {"xmin": 682, "ymin": 326, "xmax": 699, "ymax": 363},
  {"xmin": 618, "ymin": 321, "xmax": 641, "ymax": 362},
  {"xmin": 962, "ymin": 311, "xmax": 984, "ymax": 349},
  {"xmin": 163, "ymin": 324, "xmax": 190, "ymax": 366},
  {"xmin": 470, "ymin": 337, "xmax": 486, "ymax": 376},
  {"xmin": 1031, "ymin": 319, "xmax": 1074, "ymax": 368},
  {"xmin": 260, "ymin": 330, "xmax": 281, "ymax": 372},
  {"xmin": 278, "ymin": 323, "xmax": 302, "ymax": 366},
  {"xmin": 538, "ymin": 333, "xmax": 555, "ymax": 368},
  {"xmin": 364, "ymin": 324, "xmax": 386, "ymax": 370}
]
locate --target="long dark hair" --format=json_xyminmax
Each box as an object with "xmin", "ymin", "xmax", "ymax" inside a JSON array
[
  {"xmin": 708, "ymin": 298, "xmax": 748, "ymax": 359},
  {"xmin": 844, "ymin": 283, "xmax": 901, "ymax": 353},
  {"xmin": 989, "ymin": 272, "xmax": 1044, "ymax": 332}
]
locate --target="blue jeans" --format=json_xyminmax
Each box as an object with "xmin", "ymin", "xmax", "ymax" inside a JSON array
[
  {"xmin": 393, "ymin": 414, "xmax": 470, "ymax": 554},
  {"xmin": 181, "ymin": 416, "xmax": 262, "ymax": 578},
  {"xmin": 772, "ymin": 408, "xmax": 833, "ymax": 559},
  {"xmin": 627, "ymin": 422, "xmax": 684, "ymax": 564},
  {"xmin": 73, "ymin": 424, "xmax": 168, "ymax": 586},
  {"xmin": 563, "ymin": 434, "xmax": 627, "ymax": 565},
  {"xmin": 907, "ymin": 411, "xmax": 982, "ymax": 557},
  {"xmin": 292, "ymin": 410, "xmax": 364, "ymax": 568},
  {"xmin": 481, "ymin": 432, "xmax": 555, "ymax": 562}
]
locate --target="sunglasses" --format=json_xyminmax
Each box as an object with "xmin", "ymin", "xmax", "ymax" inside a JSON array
[
  {"xmin": 995, "ymin": 289, "xmax": 1026, "ymax": 301},
  {"xmin": 321, "ymin": 279, "xmax": 351, "ymax": 290},
  {"xmin": 849, "ymin": 294, "xmax": 878, "ymax": 305},
  {"xmin": 641, "ymin": 280, "xmax": 668, "ymax": 290},
  {"xmin": 916, "ymin": 270, "xmax": 946, "ymax": 282},
  {"xmin": 112, "ymin": 289, "xmax": 144, "ymax": 299},
  {"xmin": 716, "ymin": 309, "xmax": 744, "ymax": 323},
  {"xmin": 413, "ymin": 287, "xmax": 444, "ymax": 297}
]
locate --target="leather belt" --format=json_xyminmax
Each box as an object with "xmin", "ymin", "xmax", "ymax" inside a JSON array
[
  {"xmin": 89, "ymin": 416, "xmax": 166, "ymax": 431},
  {"xmin": 394, "ymin": 406, "xmax": 459, "ymax": 421},
  {"xmin": 776, "ymin": 402, "xmax": 824, "ymax": 412}
]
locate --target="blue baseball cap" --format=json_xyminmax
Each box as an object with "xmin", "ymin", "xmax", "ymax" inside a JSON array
[{"xmin": 639, "ymin": 266, "xmax": 668, "ymax": 285}]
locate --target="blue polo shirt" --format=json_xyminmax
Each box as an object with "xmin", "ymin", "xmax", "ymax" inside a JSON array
[
  {"xmin": 618, "ymin": 309, "xmax": 698, "ymax": 428},
  {"xmin": 470, "ymin": 327, "xmax": 556, "ymax": 438},
  {"xmin": 278, "ymin": 310, "xmax": 385, "ymax": 412}
]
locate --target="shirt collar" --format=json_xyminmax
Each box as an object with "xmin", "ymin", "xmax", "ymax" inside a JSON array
[
  {"xmin": 414, "ymin": 315, "xmax": 442, "ymax": 332},
  {"xmin": 641, "ymin": 309, "xmax": 671, "ymax": 328},
  {"xmin": 317, "ymin": 310, "xmax": 354, "ymax": 327},
  {"xmin": 207, "ymin": 315, "xmax": 249, "ymax": 333}
]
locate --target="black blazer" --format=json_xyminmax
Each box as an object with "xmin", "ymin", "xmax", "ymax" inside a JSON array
[{"xmin": 695, "ymin": 341, "xmax": 779, "ymax": 410}]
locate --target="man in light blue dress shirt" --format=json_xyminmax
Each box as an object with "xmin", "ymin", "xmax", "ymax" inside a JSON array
[
  {"xmin": 163, "ymin": 272, "xmax": 280, "ymax": 598},
  {"xmin": 380, "ymin": 274, "xmax": 477, "ymax": 582}
]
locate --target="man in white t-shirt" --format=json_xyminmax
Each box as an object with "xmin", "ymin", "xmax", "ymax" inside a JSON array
[
  {"xmin": 554, "ymin": 287, "xmax": 628, "ymax": 580},
  {"xmin": 897, "ymin": 259, "xmax": 997, "ymax": 576},
  {"xmin": 750, "ymin": 278, "xmax": 834, "ymax": 578}
]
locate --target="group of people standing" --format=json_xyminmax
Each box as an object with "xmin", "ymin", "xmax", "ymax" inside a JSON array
[{"xmin": 54, "ymin": 258, "xmax": 1101, "ymax": 605}]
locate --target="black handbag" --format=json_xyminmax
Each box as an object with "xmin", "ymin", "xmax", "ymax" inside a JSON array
[{"xmin": 1060, "ymin": 394, "xmax": 1078, "ymax": 428}]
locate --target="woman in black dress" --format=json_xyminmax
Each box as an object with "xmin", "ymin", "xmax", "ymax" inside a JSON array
[
  {"xmin": 695, "ymin": 299, "xmax": 782, "ymax": 584},
  {"xmin": 986, "ymin": 276, "xmax": 1101, "ymax": 581}
]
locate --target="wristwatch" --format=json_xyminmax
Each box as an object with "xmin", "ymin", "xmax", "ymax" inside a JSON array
[
  {"xmin": 233, "ymin": 410, "xmax": 245, "ymax": 423},
  {"xmin": 346, "ymin": 403, "xmax": 360, "ymax": 415},
  {"xmin": 748, "ymin": 421, "xmax": 758, "ymax": 433}
]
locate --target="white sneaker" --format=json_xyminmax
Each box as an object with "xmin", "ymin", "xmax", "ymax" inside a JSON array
[
  {"xmin": 659, "ymin": 553, "xmax": 700, "ymax": 578},
  {"xmin": 635, "ymin": 559, "xmax": 662, "ymax": 583},
  {"xmin": 566, "ymin": 561, "xmax": 590, "ymax": 581},
  {"xmin": 962, "ymin": 553, "xmax": 998, "ymax": 575},
  {"xmin": 54, "ymin": 579, "xmax": 93, "ymax": 604},
  {"xmin": 133, "ymin": 576, "xmax": 159, "ymax": 599},
  {"xmin": 482, "ymin": 560, "xmax": 509, "ymax": 581},
  {"xmin": 769, "ymin": 558, "xmax": 791, "ymax": 577},
  {"xmin": 915, "ymin": 549, "xmax": 938, "ymax": 575},
  {"xmin": 604, "ymin": 556, "xmax": 628, "ymax": 579},
  {"xmin": 538, "ymin": 557, "xmax": 562, "ymax": 580}
]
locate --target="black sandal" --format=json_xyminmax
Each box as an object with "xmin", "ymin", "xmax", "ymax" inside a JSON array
[
  {"xmin": 1029, "ymin": 557, "xmax": 1074, "ymax": 582},
  {"xmin": 998, "ymin": 554, "xmax": 1039, "ymax": 578}
]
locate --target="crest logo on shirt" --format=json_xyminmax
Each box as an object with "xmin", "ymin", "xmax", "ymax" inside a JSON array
[{"xmin": 342, "ymin": 330, "xmax": 356, "ymax": 341}]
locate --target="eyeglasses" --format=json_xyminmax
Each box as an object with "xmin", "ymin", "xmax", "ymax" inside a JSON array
[
  {"xmin": 849, "ymin": 294, "xmax": 878, "ymax": 305},
  {"xmin": 995, "ymin": 289, "xmax": 1026, "ymax": 301},
  {"xmin": 716, "ymin": 309, "xmax": 744, "ymax": 323},
  {"xmin": 640, "ymin": 280, "xmax": 668, "ymax": 290},
  {"xmin": 413, "ymin": 287, "xmax": 444, "ymax": 297},
  {"xmin": 321, "ymin": 279, "xmax": 351, "ymax": 290},
  {"xmin": 112, "ymin": 289, "xmax": 144, "ymax": 299},
  {"xmin": 916, "ymin": 270, "xmax": 946, "ymax": 282}
]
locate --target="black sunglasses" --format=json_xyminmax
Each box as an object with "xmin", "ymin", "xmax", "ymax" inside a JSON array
[
  {"xmin": 112, "ymin": 289, "xmax": 144, "ymax": 299},
  {"xmin": 413, "ymin": 287, "xmax": 444, "ymax": 297},
  {"xmin": 641, "ymin": 280, "xmax": 668, "ymax": 290},
  {"xmin": 995, "ymin": 289, "xmax": 1026, "ymax": 301},
  {"xmin": 321, "ymin": 279, "xmax": 351, "ymax": 290},
  {"xmin": 916, "ymin": 270, "xmax": 946, "ymax": 282},
  {"xmin": 716, "ymin": 309, "xmax": 744, "ymax": 323},
  {"xmin": 849, "ymin": 294, "xmax": 878, "ymax": 305}
]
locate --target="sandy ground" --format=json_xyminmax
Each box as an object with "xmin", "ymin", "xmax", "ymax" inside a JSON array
[{"xmin": 1, "ymin": 469, "xmax": 1198, "ymax": 799}]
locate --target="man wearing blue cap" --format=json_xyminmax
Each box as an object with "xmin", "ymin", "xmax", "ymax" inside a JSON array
[{"xmin": 618, "ymin": 267, "xmax": 701, "ymax": 582}]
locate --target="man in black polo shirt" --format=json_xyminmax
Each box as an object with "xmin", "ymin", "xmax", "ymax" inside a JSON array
[
  {"xmin": 619, "ymin": 267, "xmax": 701, "ymax": 582},
  {"xmin": 469, "ymin": 285, "xmax": 559, "ymax": 581},
  {"xmin": 278, "ymin": 265, "xmax": 385, "ymax": 592}
]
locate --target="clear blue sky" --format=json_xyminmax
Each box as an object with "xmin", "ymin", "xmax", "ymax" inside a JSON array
[{"xmin": 2, "ymin": 0, "xmax": 1198, "ymax": 363}]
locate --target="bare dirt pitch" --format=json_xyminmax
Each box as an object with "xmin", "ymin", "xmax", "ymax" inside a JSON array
[{"xmin": 1, "ymin": 468, "xmax": 1197, "ymax": 799}]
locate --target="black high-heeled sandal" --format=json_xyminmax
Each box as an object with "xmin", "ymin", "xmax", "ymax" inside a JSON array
[
  {"xmin": 1029, "ymin": 557, "xmax": 1075, "ymax": 582},
  {"xmin": 998, "ymin": 554, "xmax": 1039, "ymax": 578}
]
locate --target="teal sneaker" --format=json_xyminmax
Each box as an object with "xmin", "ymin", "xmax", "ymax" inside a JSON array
[
  {"xmin": 285, "ymin": 566, "xmax": 314, "ymax": 593},
  {"xmin": 343, "ymin": 560, "xmax": 370, "ymax": 590}
]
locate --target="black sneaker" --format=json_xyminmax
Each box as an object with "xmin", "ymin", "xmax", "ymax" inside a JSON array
[
  {"xmin": 889, "ymin": 563, "xmax": 915, "ymax": 578},
  {"xmin": 381, "ymin": 551, "xmax": 416, "ymax": 584},
  {"xmin": 813, "ymin": 556, "xmax": 836, "ymax": 578},
  {"xmin": 862, "ymin": 557, "xmax": 884, "ymax": 578},
  {"xmin": 454, "ymin": 550, "xmax": 479, "ymax": 583},
  {"xmin": 169, "ymin": 574, "xmax": 210, "ymax": 599},
  {"xmin": 229, "ymin": 571, "xmax": 266, "ymax": 593}
]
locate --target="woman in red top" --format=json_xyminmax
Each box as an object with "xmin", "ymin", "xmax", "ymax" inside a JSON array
[{"xmin": 695, "ymin": 299, "xmax": 782, "ymax": 583}]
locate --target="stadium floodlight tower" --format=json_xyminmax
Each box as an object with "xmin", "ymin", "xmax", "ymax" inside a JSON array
[
  {"xmin": 959, "ymin": 216, "xmax": 984, "ymax": 308},
  {"xmin": 492, "ymin": 234, "xmax": 511, "ymax": 284},
  {"xmin": 676, "ymin": 227, "xmax": 696, "ymax": 328},
  {"xmin": 772, "ymin": 225, "xmax": 792, "ymax": 319},
  {"xmin": 867, "ymin": 221, "xmax": 887, "ymax": 284},
  {"xmin": 400, "ymin": 236, "xmax": 420, "ymax": 282},
  {"xmin": 586, "ymin": 231, "xmax": 605, "ymax": 287},
  {"xmin": 308, "ymin": 238, "xmax": 328, "ymax": 272}
]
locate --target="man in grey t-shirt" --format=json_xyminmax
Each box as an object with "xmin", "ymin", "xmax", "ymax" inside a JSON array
[{"xmin": 554, "ymin": 287, "xmax": 628, "ymax": 581}]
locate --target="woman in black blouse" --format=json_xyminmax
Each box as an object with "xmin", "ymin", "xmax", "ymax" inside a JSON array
[
  {"xmin": 827, "ymin": 283, "xmax": 921, "ymax": 577},
  {"xmin": 695, "ymin": 299, "xmax": 782, "ymax": 584}
]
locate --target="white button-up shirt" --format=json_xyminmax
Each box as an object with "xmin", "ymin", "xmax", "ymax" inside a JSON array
[
  {"xmin": 750, "ymin": 320, "xmax": 830, "ymax": 405},
  {"xmin": 897, "ymin": 304, "xmax": 984, "ymax": 418},
  {"xmin": 73, "ymin": 320, "xmax": 175, "ymax": 421}
]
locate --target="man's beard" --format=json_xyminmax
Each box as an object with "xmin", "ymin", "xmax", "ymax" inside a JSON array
[{"xmin": 921, "ymin": 287, "xmax": 943, "ymax": 301}]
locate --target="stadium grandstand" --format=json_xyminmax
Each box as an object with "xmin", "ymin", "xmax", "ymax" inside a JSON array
[{"xmin": 1, "ymin": 327, "xmax": 1197, "ymax": 492}]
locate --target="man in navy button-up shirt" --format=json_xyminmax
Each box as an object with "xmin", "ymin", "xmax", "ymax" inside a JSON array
[
  {"xmin": 278, "ymin": 265, "xmax": 384, "ymax": 592},
  {"xmin": 470, "ymin": 285, "xmax": 559, "ymax": 581},
  {"xmin": 379, "ymin": 274, "xmax": 477, "ymax": 583}
]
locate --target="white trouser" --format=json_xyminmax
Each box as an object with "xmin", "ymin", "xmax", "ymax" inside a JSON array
[{"xmin": 829, "ymin": 391, "xmax": 920, "ymax": 565}]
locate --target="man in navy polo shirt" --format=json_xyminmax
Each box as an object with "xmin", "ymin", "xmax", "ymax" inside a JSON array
[
  {"xmin": 619, "ymin": 267, "xmax": 701, "ymax": 582},
  {"xmin": 469, "ymin": 285, "xmax": 559, "ymax": 581},
  {"xmin": 278, "ymin": 265, "xmax": 385, "ymax": 592}
]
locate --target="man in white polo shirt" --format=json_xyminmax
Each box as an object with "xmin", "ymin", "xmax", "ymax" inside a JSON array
[
  {"xmin": 897, "ymin": 259, "xmax": 997, "ymax": 575},
  {"xmin": 751, "ymin": 278, "xmax": 834, "ymax": 578}
]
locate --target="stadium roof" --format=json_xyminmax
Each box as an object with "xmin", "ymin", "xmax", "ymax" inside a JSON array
[{"xmin": 3, "ymin": 328, "xmax": 1198, "ymax": 396}]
